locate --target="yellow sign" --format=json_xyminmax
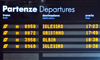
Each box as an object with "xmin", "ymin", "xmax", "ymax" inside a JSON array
[
  {"xmin": 3, "ymin": 31, "xmax": 8, "ymax": 35},
  {"xmin": 3, "ymin": 44, "xmax": 8, "ymax": 49},
  {"xmin": 16, "ymin": 38, "xmax": 19, "ymax": 42},
  {"xmin": 16, "ymin": 45, "xmax": 19, "ymax": 48},
  {"xmin": 15, "ymin": 25, "xmax": 19, "ymax": 29},
  {"xmin": 3, "ymin": 24, "xmax": 8, "ymax": 29},
  {"xmin": 3, "ymin": 38, "xmax": 8, "ymax": 42},
  {"xmin": 16, "ymin": 31, "xmax": 19, "ymax": 35}
]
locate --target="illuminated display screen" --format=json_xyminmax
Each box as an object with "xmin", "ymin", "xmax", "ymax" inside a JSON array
[{"xmin": 0, "ymin": 0, "xmax": 100, "ymax": 60}]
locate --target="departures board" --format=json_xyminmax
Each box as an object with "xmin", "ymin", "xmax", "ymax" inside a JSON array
[{"xmin": 0, "ymin": 0, "xmax": 100, "ymax": 60}]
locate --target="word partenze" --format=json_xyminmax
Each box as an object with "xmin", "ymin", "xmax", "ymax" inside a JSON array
[{"xmin": 3, "ymin": 5, "xmax": 75, "ymax": 13}]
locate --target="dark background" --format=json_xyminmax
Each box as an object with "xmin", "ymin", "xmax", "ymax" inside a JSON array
[{"xmin": 1, "ymin": 0, "xmax": 100, "ymax": 60}]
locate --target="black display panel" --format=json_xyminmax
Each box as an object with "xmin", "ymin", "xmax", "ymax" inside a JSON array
[{"xmin": 0, "ymin": 0, "xmax": 100, "ymax": 60}]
